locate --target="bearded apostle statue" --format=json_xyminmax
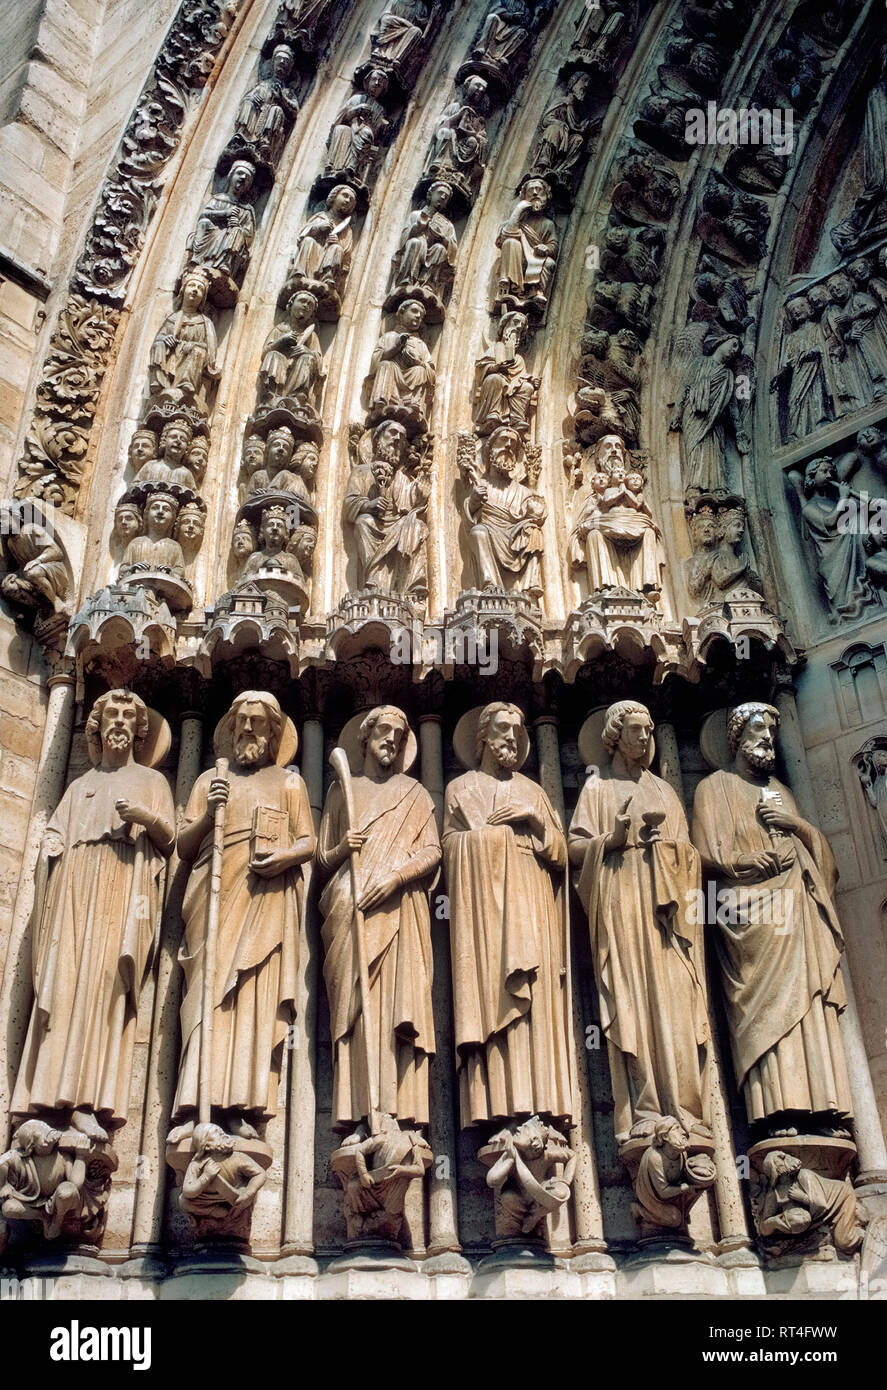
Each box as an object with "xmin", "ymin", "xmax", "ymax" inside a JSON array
[
  {"xmin": 8, "ymin": 690, "xmax": 174, "ymax": 1243},
  {"xmin": 444, "ymin": 703, "xmax": 572, "ymax": 1132},
  {"xmin": 169, "ymin": 692, "xmax": 314, "ymax": 1196},
  {"xmin": 691, "ymin": 703, "xmax": 854, "ymax": 1141},
  {"xmin": 568, "ymin": 701, "xmax": 714, "ymax": 1237}
]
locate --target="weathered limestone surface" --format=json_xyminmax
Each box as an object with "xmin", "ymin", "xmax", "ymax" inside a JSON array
[{"xmin": 0, "ymin": 0, "xmax": 886, "ymax": 1301}]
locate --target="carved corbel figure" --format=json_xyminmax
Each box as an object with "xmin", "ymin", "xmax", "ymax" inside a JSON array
[{"xmin": 480, "ymin": 1118, "xmax": 575, "ymax": 1244}]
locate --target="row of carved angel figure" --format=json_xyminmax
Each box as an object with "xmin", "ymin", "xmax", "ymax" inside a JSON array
[{"xmin": 0, "ymin": 691, "xmax": 866, "ymax": 1259}]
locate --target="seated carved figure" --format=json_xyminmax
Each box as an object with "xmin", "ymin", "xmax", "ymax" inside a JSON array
[
  {"xmin": 423, "ymin": 76, "xmax": 488, "ymax": 200},
  {"xmin": 757, "ymin": 1151, "xmax": 864, "ymax": 1255},
  {"xmin": 342, "ymin": 419, "xmax": 429, "ymax": 597},
  {"xmin": 391, "ymin": 182, "xmax": 458, "ymax": 305},
  {"xmin": 187, "ymin": 160, "xmax": 256, "ymax": 288},
  {"xmin": 495, "ymin": 177, "xmax": 558, "ymax": 314},
  {"xmin": 464, "ymin": 427, "xmax": 545, "ymax": 600},
  {"xmin": 147, "ymin": 268, "xmax": 219, "ymax": 415},
  {"xmin": 569, "ymin": 435, "xmax": 663, "ymax": 598},
  {"xmin": 323, "ymin": 68, "xmax": 389, "ymax": 188},
  {"xmin": 473, "ymin": 311, "xmax": 539, "ymax": 435},
  {"xmin": 258, "ymin": 290, "xmax": 324, "ymax": 413},
  {"xmin": 179, "ymin": 1123, "xmax": 267, "ymax": 1224},
  {"xmin": 0, "ymin": 504, "xmax": 69, "ymax": 615},
  {"xmin": 0, "ymin": 1120, "xmax": 88, "ymax": 1249},
  {"xmin": 119, "ymin": 491, "xmax": 186, "ymax": 579},
  {"xmin": 367, "ymin": 299, "xmax": 435, "ymax": 429},
  {"xmin": 287, "ymin": 185, "xmax": 356, "ymax": 311},
  {"xmin": 131, "ymin": 418, "xmax": 198, "ymax": 495},
  {"xmin": 233, "ymin": 44, "xmax": 299, "ymax": 166}
]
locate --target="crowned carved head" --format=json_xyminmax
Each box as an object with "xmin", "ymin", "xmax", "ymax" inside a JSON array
[
  {"xmin": 114, "ymin": 499, "xmax": 143, "ymax": 543},
  {"xmin": 128, "ymin": 428, "xmax": 157, "ymax": 468}
]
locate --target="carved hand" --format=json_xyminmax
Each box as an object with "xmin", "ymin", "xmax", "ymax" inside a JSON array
[
  {"xmin": 359, "ymin": 871, "xmax": 401, "ymax": 911},
  {"xmin": 115, "ymin": 798, "xmax": 150, "ymax": 827},
  {"xmin": 758, "ymin": 804, "xmax": 803, "ymax": 835},
  {"xmin": 206, "ymin": 777, "xmax": 230, "ymax": 814},
  {"xmin": 250, "ymin": 848, "xmax": 299, "ymax": 879},
  {"xmin": 731, "ymin": 849, "xmax": 782, "ymax": 879},
  {"xmin": 486, "ymin": 804, "xmax": 544, "ymax": 837},
  {"xmin": 604, "ymin": 797, "xmax": 632, "ymax": 853}
]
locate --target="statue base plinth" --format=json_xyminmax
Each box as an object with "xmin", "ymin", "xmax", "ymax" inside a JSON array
[
  {"xmin": 748, "ymin": 1134, "xmax": 857, "ymax": 1183},
  {"xmin": 478, "ymin": 1239, "xmax": 555, "ymax": 1272},
  {"xmin": 327, "ymin": 1241, "xmax": 418, "ymax": 1273}
]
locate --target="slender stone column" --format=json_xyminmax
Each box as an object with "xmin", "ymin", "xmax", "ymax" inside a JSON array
[
  {"xmin": 0, "ymin": 664, "xmax": 76, "ymax": 1137},
  {"xmin": 533, "ymin": 715, "xmax": 606, "ymax": 1256},
  {"xmin": 774, "ymin": 681, "xmax": 887, "ymax": 1180},
  {"xmin": 663, "ymin": 716, "xmax": 751, "ymax": 1250},
  {"xmin": 841, "ymin": 962, "xmax": 887, "ymax": 1183},
  {"xmin": 281, "ymin": 714, "xmax": 324, "ymax": 1259},
  {"xmin": 774, "ymin": 683, "xmax": 817, "ymax": 823},
  {"xmin": 419, "ymin": 712, "xmax": 463, "ymax": 1260},
  {"xmin": 655, "ymin": 719, "xmax": 683, "ymax": 799},
  {"xmin": 707, "ymin": 1026, "xmax": 753, "ymax": 1253},
  {"xmin": 131, "ymin": 710, "xmax": 203, "ymax": 1255}
]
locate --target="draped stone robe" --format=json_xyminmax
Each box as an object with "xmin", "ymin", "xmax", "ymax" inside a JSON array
[
  {"xmin": 12, "ymin": 763, "xmax": 175, "ymax": 1128},
  {"xmin": 173, "ymin": 763, "xmax": 314, "ymax": 1121},
  {"xmin": 691, "ymin": 770, "xmax": 853, "ymax": 1125},
  {"xmin": 569, "ymin": 768, "xmax": 710, "ymax": 1142},
  {"xmin": 443, "ymin": 768, "xmax": 573, "ymax": 1127},
  {"xmin": 318, "ymin": 772, "xmax": 440, "ymax": 1128}
]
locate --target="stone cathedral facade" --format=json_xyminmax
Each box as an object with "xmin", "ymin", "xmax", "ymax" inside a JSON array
[{"xmin": 0, "ymin": 0, "xmax": 886, "ymax": 1301}]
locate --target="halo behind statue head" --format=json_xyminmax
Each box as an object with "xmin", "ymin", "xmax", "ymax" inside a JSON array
[
  {"xmin": 213, "ymin": 691, "xmax": 298, "ymax": 766},
  {"xmin": 453, "ymin": 703, "xmax": 530, "ymax": 771},
  {"xmin": 337, "ymin": 707, "xmax": 417, "ymax": 775},
  {"xmin": 578, "ymin": 702, "xmax": 655, "ymax": 771},
  {"xmin": 85, "ymin": 689, "xmax": 171, "ymax": 769},
  {"xmin": 699, "ymin": 708, "xmax": 730, "ymax": 771}
]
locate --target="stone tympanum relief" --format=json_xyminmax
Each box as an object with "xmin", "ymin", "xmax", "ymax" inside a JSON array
[
  {"xmin": 166, "ymin": 692, "xmax": 314, "ymax": 1239},
  {"xmin": 7, "ymin": 690, "xmax": 174, "ymax": 1246},
  {"xmin": 444, "ymin": 703, "xmax": 574, "ymax": 1248},
  {"xmin": 569, "ymin": 702, "xmax": 713, "ymax": 1242},
  {"xmin": 318, "ymin": 706, "xmax": 439, "ymax": 1248}
]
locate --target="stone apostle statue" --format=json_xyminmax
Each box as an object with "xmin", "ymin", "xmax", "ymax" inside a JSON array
[
  {"xmin": 172, "ymin": 691, "xmax": 315, "ymax": 1132},
  {"xmin": 443, "ymin": 703, "xmax": 573, "ymax": 1128},
  {"xmin": 568, "ymin": 702, "xmax": 711, "ymax": 1146},
  {"xmin": 317, "ymin": 706, "xmax": 440, "ymax": 1129},
  {"xmin": 691, "ymin": 702, "xmax": 853, "ymax": 1137},
  {"xmin": 11, "ymin": 689, "xmax": 175, "ymax": 1139}
]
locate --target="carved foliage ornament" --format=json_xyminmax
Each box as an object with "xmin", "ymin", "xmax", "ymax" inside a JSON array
[{"xmin": 16, "ymin": 0, "xmax": 241, "ymax": 513}]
